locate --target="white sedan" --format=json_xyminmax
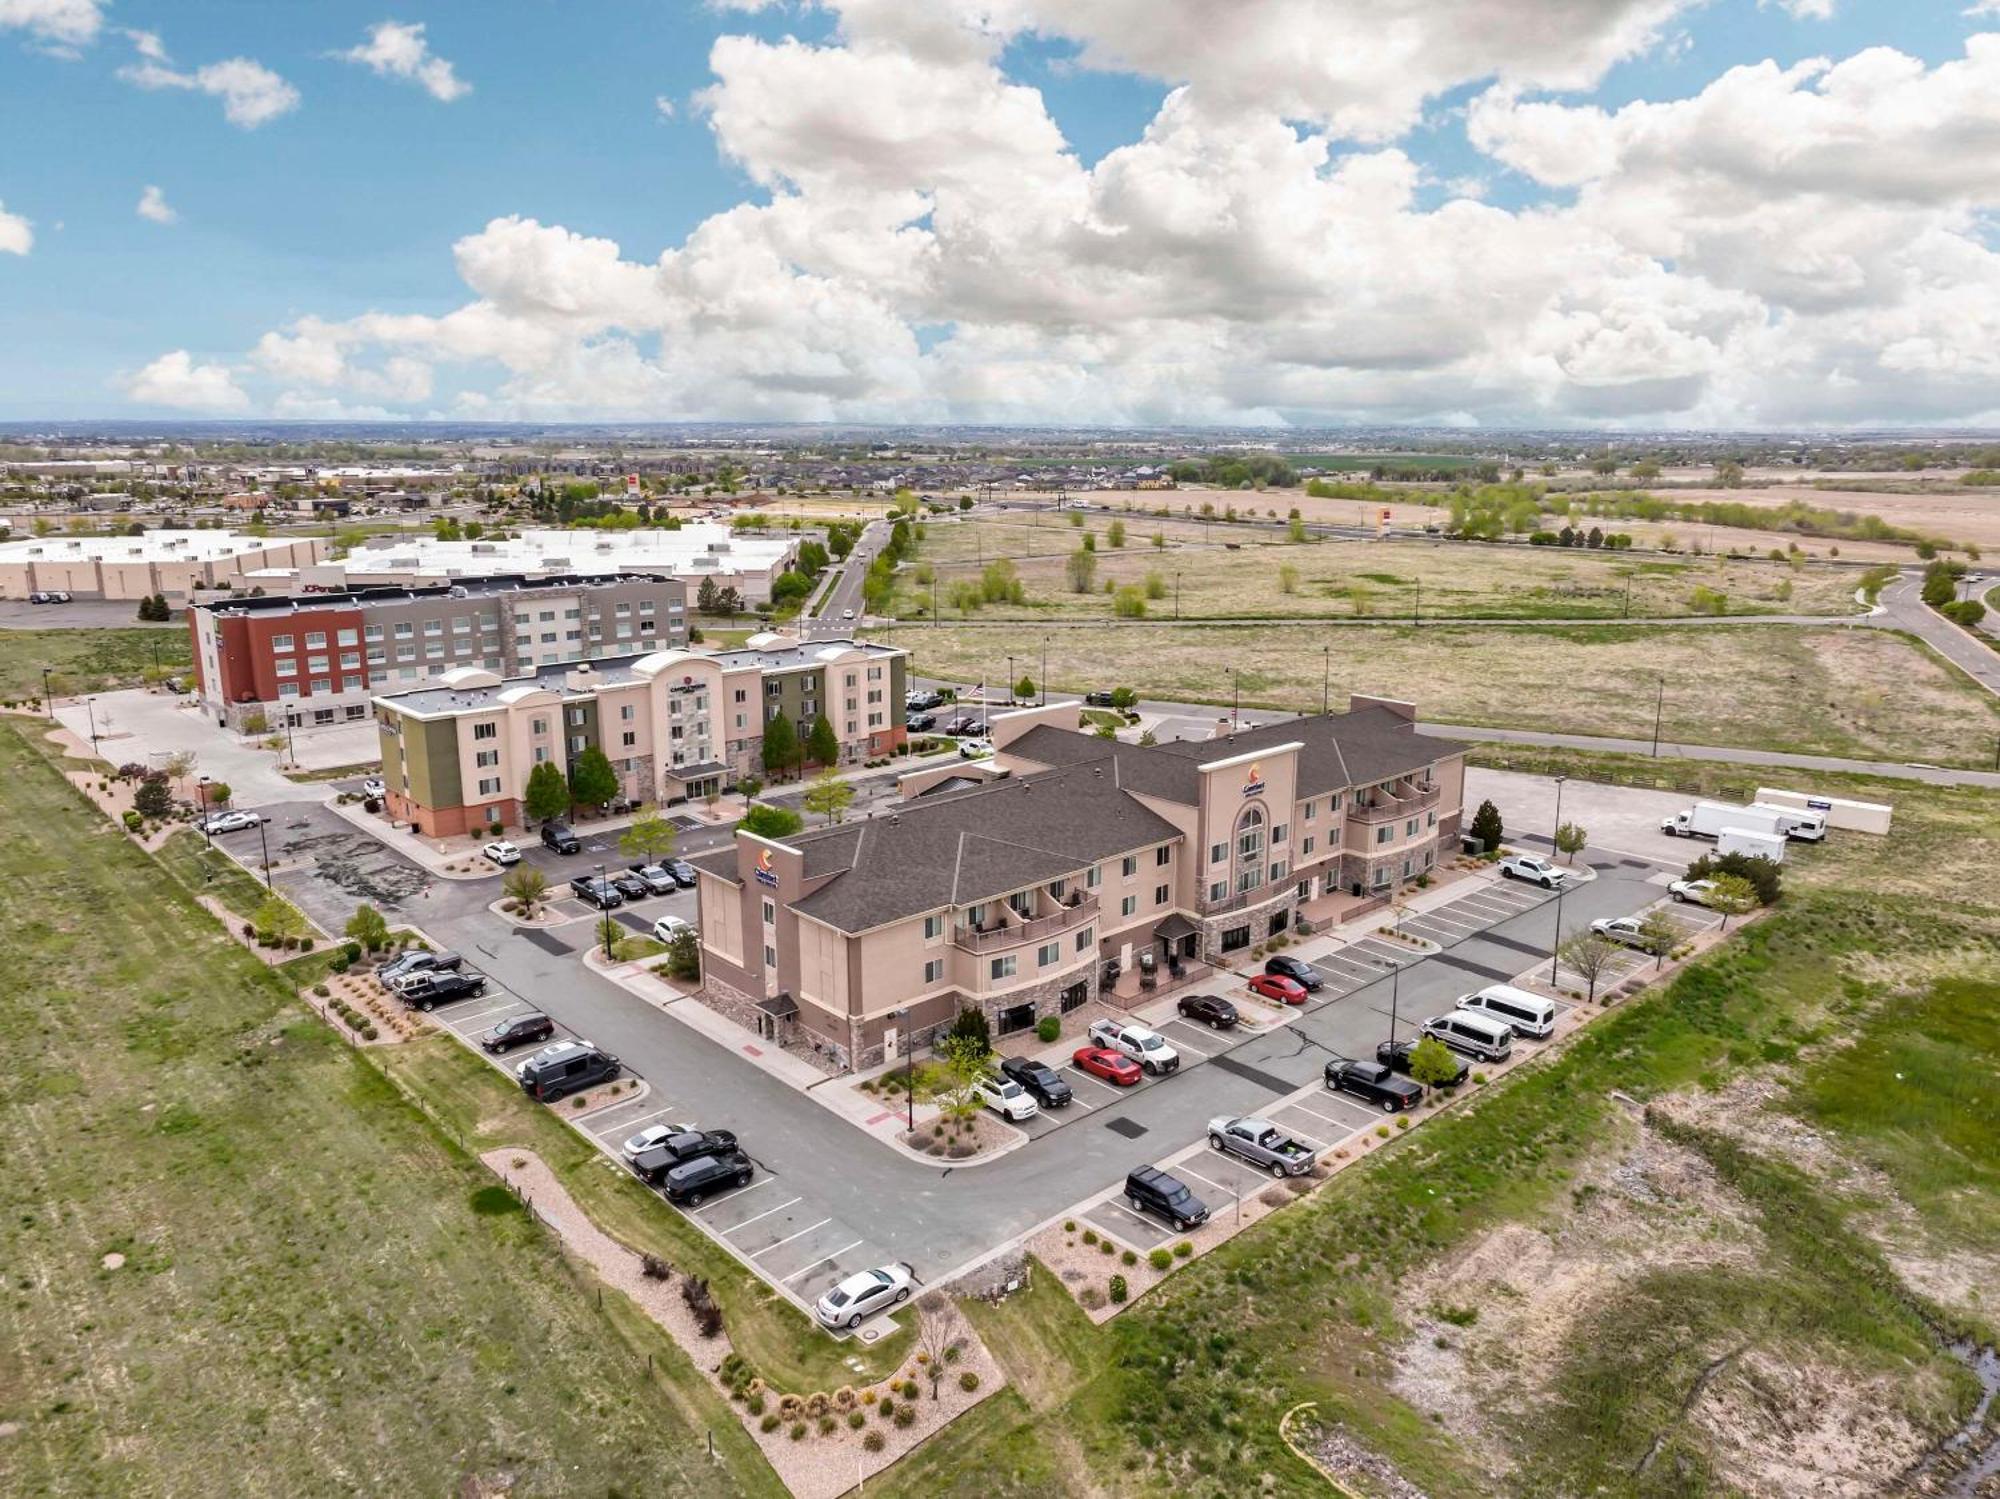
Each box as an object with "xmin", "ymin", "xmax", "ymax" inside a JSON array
[
  {"xmin": 199, "ymin": 810, "xmax": 263, "ymax": 834},
  {"xmin": 814, "ymin": 1263, "xmax": 915, "ymax": 1330},
  {"xmin": 1498, "ymin": 854, "xmax": 1569, "ymax": 888},
  {"xmin": 482, "ymin": 840, "xmax": 522, "ymax": 866},
  {"xmin": 620, "ymin": 1121, "xmax": 697, "ymax": 1162},
  {"xmin": 1669, "ymin": 878, "xmax": 1717, "ymax": 907},
  {"xmin": 653, "ymin": 914, "xmax": 695, "ymax": 943}
]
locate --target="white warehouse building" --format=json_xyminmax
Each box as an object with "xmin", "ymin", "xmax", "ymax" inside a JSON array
[
  {"xmin": 255, "ymin": 524, "xmax": 799, "ymax": 604},
  {"xmin": 0, "ymin": 530, "xmax": 327, "ymax": 600}
]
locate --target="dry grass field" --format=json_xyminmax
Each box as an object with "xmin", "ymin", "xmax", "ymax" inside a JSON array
[
  {"xmin": 1660, "ymin": 483, "xmax": 2000, "ymax": 552},
  {"xmin": 875, "ymin": 620, "xmax": 2000, "ymax": 765},
  {"xmin": 899, "ymin": 525, "xmax": 1866, "ymax": 622}
]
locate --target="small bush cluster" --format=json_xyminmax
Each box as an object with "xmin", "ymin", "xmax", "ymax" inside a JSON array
[
  {"xmin": 681, "ymin": 1275, "xmax": 724, "ymax": 1338},
  {"xmin": 1108, "ymin": 1274, "xmax": 1128, "ymax": 1304},
  {"xmin": 324, "ymin": 993, "xmax": 377, "ymax": 1041}
]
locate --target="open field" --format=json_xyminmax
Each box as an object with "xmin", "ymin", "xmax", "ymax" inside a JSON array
[
  {"xmin": 870, "ymin": 764, "xmax": 2000, "ymax": 1497},
  {"xmin": 875, "ymin": 620, "xmax": 2000, "ymax": 766},
  {"xmin": 900, "ymin": 525, "xmax": 1867, "ymax": 621},
  {"xmin": 1679, "ymin": 483, "xmax": 2000, "ymax": 552},
  {"xmin": 0, "ymin": 721, "xmax": 779, "ymax": 1498},
  {"xmin": 0, "ymin": 627, "xmax": 192, "ymax": 702}
]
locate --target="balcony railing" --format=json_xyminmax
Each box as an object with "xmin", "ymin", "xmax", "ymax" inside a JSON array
[
  {"xmin": 955, "ymin": 893, "xmax": 1099, "ymax": 953},
  {"xmin": 1197, "ymin": 883, "xmax": 1291, "ymax": 917},
  {"xmin": 1346, "ymin": 781, "xmax": 1441, "ymax": 825}
]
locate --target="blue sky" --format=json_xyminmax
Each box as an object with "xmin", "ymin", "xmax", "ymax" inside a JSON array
[{"xmin": 2, "ymin": 0, "xmax": 1997, "ymax": 426}]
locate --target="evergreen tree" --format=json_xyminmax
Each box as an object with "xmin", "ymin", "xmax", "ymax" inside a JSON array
[
  {"xmin": 568, "ymin": 746, "xmax": 619, "ymax": 809},
  {"xmin": 524, "ymin": 760, "xmax": 571, "ymax": 823},
  {"xmin": 1470, "ymin": 798, "xmax": 1504, "ymax": 850},
  {"xmin": 762, "ymin": 710, "xmax": 801, "ymax": 779},
  {"xmin": 804, "ymin": 713, "xmax": 840, "ymax": 767}
]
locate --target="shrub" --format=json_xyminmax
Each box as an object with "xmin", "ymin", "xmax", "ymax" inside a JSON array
[
  {"xmin": 1063, "ymin": 1220, "xmax": 1077, "ymax": 1233},
  {"xmin": 1396, "ymin": 1115, "xmax": 1411, "ymax": 1130},
  {"xmin": 1081, "ymin": 1228, "xmax": 1097, "ymax": 1246},
  {"xmin": 788, "ymin": 1422, "xmax": 806, "ymax": 1442},
  {"xmin": 847, "ymin": 1409, "xmax": 866, "ymax": 1429},
  {"xmin": 900, "ymin": 1379, "xmax": 919, "ymax": 1399},
  {"xmin": 1120, "ymin": 1249, "xmax": 1137, "ymax": 1266},
  {"xmin": 893, "ymin": 1405, "xmax": 915, "ymax": 1428},
  {"xmin": 959, "ymin": 1370, "xmax": 980, "ymax": 1392},
  {"xmin": 312, "ymin": 983, "xmax": 330, "ymax": 998},
  {"xmin": 877, "ymin": 1396, "xmax": 895, "ymax": 1420},
  {"xmin": 1035, "ymin": 1015, "xmax": 1061, "ymax": 1043},
  {"xmin": 863, "ymin": 1429, "xmax": 885, "ymax": 1453},
  {"xmin": 1098, "ymin": 1239, "xmax": 1114, "ymax": 1255},
  {"xmin": 1148, "ymin": 1247, "xmax": 1172, "ymax": 1271},
  {"xmin": 818, "ymin": 1415, "xmax": 837, "ymax": 1436},
  {"xmin": 1108, "ymin": 1274, "xmax": 1128, "ymax": 1304},
  {"xmin": 746, "ymin": 1395, "xmax": 765, "ymax": 1416},
  {"xmin": 121, "ymin": 809, "xmax": 143, "ymax": 833},
  {"xmin": 1173, "ymin": 1240, "xmax": 1193, "ymax": 1258},
  {"xmin": 760, "ymin": 1413, "xmax": 780, "ymax": 1433}
]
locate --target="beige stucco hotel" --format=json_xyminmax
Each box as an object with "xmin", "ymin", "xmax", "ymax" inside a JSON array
[{"xmin": 692, "ymin": 696, "xmax": 1468, "ymax": 1070}]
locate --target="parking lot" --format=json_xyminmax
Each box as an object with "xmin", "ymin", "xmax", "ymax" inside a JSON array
[{"xmin": 421, "ymin": 967, "xmax": 906, "ymax": 1329}]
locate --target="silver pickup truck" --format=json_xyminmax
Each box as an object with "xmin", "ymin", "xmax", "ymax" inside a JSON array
[{"xmin": 1205, "ymin": 1115, "xmax": 1320, "ymax": 1178}]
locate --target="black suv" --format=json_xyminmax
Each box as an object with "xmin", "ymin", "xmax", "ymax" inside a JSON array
[
  {"xmin": 661, "ymin": 1150, "xmax": 754, "ymax": 1206},
  {"xmin": 540, "ymin": 822, "xmax": 581, "ymax": 855},
  {"xmin": 1264, "ymin": 955, "xmax": 1323, "ymax": 992},
  {"xmin": 398, "ymin": 969, "xmax": 488, "ymax": 1010},
  {"xmin": 665, "ymin": 860, "xmax": 698, "ymax": 888},
  {"xmin": 998, "ymin": 1056, "xmax": 1072, "ymax": 1108},
  {"xmin": 569, "ymin": 874, "xmax": 623, "ymax": 909},
  {"xmin": 631, "ymin": 1129, "xmax": 741, "ymax": 1185},
  {"xmin": 1124, "ymin": 1166, "xmax": 1209, "ymax": 1230},
  {"xmin": 1375, "ymin": 1036, "xmax": 1469, "ymax": 1089},
  {"xmin": 1084, "ymin": 690, "xmax": 1116, "ymax": 707},
  {"xmin": 516, "ymin": 1042, "xmax": 621, "ymax": 1102},
  {"xmin": 482, "ymin": 1013, "xmax": 556, "ymax": 1053},
  {"xmin": 1324, "ymin": 1057, "xmax": 1423, "ymax": 1112},
  {"xmin": 1177, "ymin": 993, "xmax": 1239, "ymax": 1030}
]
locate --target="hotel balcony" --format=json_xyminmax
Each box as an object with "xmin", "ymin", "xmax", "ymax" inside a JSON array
[
  {"xmin": 1345, "ymin": 780, "xmax": 1442, "ymax": 825},
  {"xmin": 955, "ymin": 892, "xmax": 1099, "ymax": 953}
]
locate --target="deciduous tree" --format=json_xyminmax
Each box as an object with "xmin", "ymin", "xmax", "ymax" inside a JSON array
[
  {"xmin": 568, "ymin": 746, "xmax": 619, "ymax": 809},
  {"xmin": 524, "ymin": 760, "xmax": 570, "ymax": 824},
  {"xmin": 619, "ymin": 810, "xmax": 676, "ymax": 863},
  {"xmin": 801, "ymin": 768, "xmax": 855, "ymax": 824}
]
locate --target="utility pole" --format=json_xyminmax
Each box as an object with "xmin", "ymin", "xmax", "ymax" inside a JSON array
[
  {"xmin": 1174, "ymin": 570, "xmax": 1182, "ymax": 620},
  {"xmin": 1040, "ymin": 637, "xmax": 1048, "ymax": 707},
  {"xmin": 1322, "ymin": 646, "xmax": 1330, "ymax": 716},
  {"xmin": 40, "ymin": 666, "xmax": 53, "ymax": 719},
  {"xmin": 1547, "ymin": 774, "xmax": 1568, "ymax": 985},
  {"xmin": 1651, "ymin": 675, "xmax": 1665, "ymax": 758},
  {"xmin": 1413, "ymin": 577, "xmax": 1421, "ymax": 626},
  {"xmin": 1232, "ymin": 668, "xmax": 1241, "ymax": 731},
  {"xmin": 256, "ymin": 817, "xmax": 273, "ymax": 890},
  {"xmin": 197, "ymin": 775, "xmax": 212, "ymax": 846}
]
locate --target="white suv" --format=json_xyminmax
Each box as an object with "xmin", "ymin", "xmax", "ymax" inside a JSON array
[
  {"xmin": 1087, "ymin": 1017, "xmax": 1181, "ymax": 1076},
  {"xmin": 974, "ymin": 1076, "xmax": 1038, "ymax": 1121},
  {"xmin": 1498, "ymin": 854, "xmax": 1569, "ymax": 889}
]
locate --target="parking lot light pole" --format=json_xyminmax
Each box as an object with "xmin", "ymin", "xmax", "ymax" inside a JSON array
[
  {"xmin": 40, "ymin": 667, "xmax": 53, "ymax": 719},
  {"xmin": 85, "ymin": 696, "xmax": 99, "ymax": 749},
  {"xmin": 1651, "ymin": 675, "xmax": 1665, "ymax": 758},
  {"xmin": 897, "ymin": 1007, "xmax": 914, "ymax": 1133},
  {"xmin": 255, "ymin": 817, "xmax": 273, "ymax": 890},
  {"xmin": 1322, "ymin": 646, "xmax": 1330, "ymax": 716},
  {"xmin": 1549, "ymin": 881, "xmax": 1568, "ymax": 987},
  {"xmin": 1040, "ymin": 636, "xmax": 1048, "ymax": 707},
  {"xmin": 197, "ymin": 775, "xmax": 212, "ymax": 846},
  {"xmin": 596, "ymin": 863, "xmax": 612, "ymax": 961}
]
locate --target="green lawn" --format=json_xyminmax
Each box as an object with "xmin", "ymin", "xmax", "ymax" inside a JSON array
[
  {"xmin": 0, "ymin": 722, "xmax": 780, "ymax": 1498},
  {"xmin": 0, "ymin": 626, "xmax": 191, "ymax": 702}
]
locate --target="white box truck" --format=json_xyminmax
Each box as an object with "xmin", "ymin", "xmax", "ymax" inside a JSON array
[
  {"xmin": 1661, "ymin": 801, "xmax": 1786, "ymax": 841},
  {"xmin": 1718, "ymin": 827, "xmax": 1787, "ymax": 863},
  {"xmin": 1754, "ymin": 787, "xmax": 1894, "ymax": 835},
  {"xmin": 1747, "ymin": 802, "xmax": 1827, "ymax": 842}
]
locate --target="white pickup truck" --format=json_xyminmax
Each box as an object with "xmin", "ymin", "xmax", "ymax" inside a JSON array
[
  {"xmin": 1087, "ymin": 1017, "xmax": 1181, "ymax": 1076},
  {"xmin": 1206, "ymin": 1115, "xmax": 1320, "ymax": 1178}
]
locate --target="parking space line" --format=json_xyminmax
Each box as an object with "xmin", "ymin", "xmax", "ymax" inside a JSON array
[
  {"xmin": 450, "ymin": 998, "xmax": 523, "ymax": 1026},
  {"xmin": 1179, "ymin": 1161, "xmax": 1244, "ymax": 1197},
  {"xmin": 592, "ymin": 1102, "xmax": 682, "ymax": 1139},
  {"xmin": 710, "ymin": 1191, "xmax": 791, "ymax": 1236},
  {"xmin": 1281, "ymin": 1098, "xmax": 1357, "ymax": 1131},
  {"xmin": 1096, "ymin": 1203, "xmax": 1170, "ymax": 1244},
  {"xmin": 1164, "ymin": 1033, "xmax": 1210, "ymax": 1058},
  {"xmin": 750, "ymin": 1217, "xmax": 834, "ymax": 1260},
  {"xmin": 1062, "ymin": 1067, "xmax": 1128, "ymax": 1098},
  {"xmin": 780, "ymin": 1240, "xmax": 864, "ymax": 1283}
]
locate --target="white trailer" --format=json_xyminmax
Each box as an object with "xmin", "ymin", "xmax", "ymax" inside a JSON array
[
  {"xmin": 1661, "ymin": 801, "xmax": 1786, "ymax": 841},
  {"xmin": 1754, "ymin": 787, "xmax": 1894, "ymax": 836},
  {"xmin": 1718, "ymin": 827, "xmax": 1788, "ymax": 863},
  {"xmin": 1747, "ymin": 802, "xmax": 1828, "ymax": 842}
]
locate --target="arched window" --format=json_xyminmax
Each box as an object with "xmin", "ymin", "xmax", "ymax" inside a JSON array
[{"xmin": 1234, "ymin": 805, "xmax": 1266, "ymax": 894}]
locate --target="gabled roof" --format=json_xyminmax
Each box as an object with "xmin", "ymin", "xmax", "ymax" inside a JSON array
[{"xmin": 784, "ymin": 760, "xmax": 1182, "ymax": 934}]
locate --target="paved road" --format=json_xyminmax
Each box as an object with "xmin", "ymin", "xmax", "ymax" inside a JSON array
[
  {"xmin": 798, "ymin": 520, "xmax": 886, "ymax": 639},
  {"xmin": 231, "ymin": 780, "xmax": 1667, "ymax": 1286},
  {"xmin": 1878, "ymin": 571, "xmax": 2000, "ymax": 698}
]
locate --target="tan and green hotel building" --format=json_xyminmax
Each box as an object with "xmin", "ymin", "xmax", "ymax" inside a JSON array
[{"xmin": 373, "ymin": 634, "xmax": 908, "ymax": 836}]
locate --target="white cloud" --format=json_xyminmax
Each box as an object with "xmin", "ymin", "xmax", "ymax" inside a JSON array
[
  {"xmin": 0, "ymin": 201, "xmax": 31, "ymax": 256},
  {"xmin": 214, "ymin": 16, "xmax": 2000, "ymax": 428},
  {"xmin": 0, "ymin": 0, "xmax": 104, "ymax": 50},
  {"xmin": 1763, "ymin": 0, "xmax": 1835, "ymax": 17},
  {"xmin": 136, "ymin": 185, "xmax": 177, "ymax": 225},
  {"xmin": 1965, "ymin": 0, "xmax": 2000, "ymax": 14},
  {"xmin": 654, "ymin": 94, "xmax": 677, "ymax": 120},
  {"xmin": 339, "ymin": 21, "xmax": 469, "ymax": 102},
  {"xmin": 124, "ymin": 351, "xmax": 250, "ymax": 412},
  {"xmin": 120, "ymin": 48, "xmax": 301, "ymax": 128},
  {"xmin": 122, "ymin": 26, "xmax": 167, "ymax": 61}
]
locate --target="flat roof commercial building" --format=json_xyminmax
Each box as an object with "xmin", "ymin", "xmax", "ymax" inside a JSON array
[
  {"xmin": 263, "ymin": 524, "xmax": 798, "ymax": 604},
  {"xmin": 690, "ymin": 698, "xmax": 1467, "ymax": 1070},
  {"xmin": 190, "ymin": 573, "xmax": 688, "ymax": 732},
  {"xmin": 373, "ymin": 635, "xmax": 907, "ymax": 837},
  {"xmin": 0, "ymin": 530, "xmax": 325, "ymax": 601}
]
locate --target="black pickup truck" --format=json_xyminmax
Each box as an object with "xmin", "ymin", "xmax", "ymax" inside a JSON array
[
  {"xmin": 1324, "ymin": 1057, "xmax": 1424, "ymax": 1112},
  {"xmin": 397, "ymin": 969, "xmax": 488, "ymax": 1010}
]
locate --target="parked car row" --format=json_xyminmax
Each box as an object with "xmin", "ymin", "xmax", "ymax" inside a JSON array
[{"xmin": 26, "ymin": 590, "xmax": 73, "ymax": 604}]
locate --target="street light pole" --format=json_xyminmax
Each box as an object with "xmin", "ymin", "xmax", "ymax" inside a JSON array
[
  {"xmin": 1175, "ymin": 571, "xmax": 1182, "ymax": 620},
  {"xmin": 85, "ymin": 696, "xmax": 99, "ymax": 749},
  {"xmin": 1548, "ymin": 773, "xmax": 1569, "ymax": 983},
  {"xmin": 1651, "ymin": 675, "xmax": 1665, "ymax": 758},
  {"xmin": 1232, "ymin": 669, "xmax": 1241, "ymax": 731},
  {"xmin": 197, "ymin": 776, "xmax": 212, "ymax": 846},
  {"xmin": 1414, "ymin": 578, "xmax": 1421, "ymax": 627},
  {"xmin": 596, "ymin": 862, "xmax": 613, "ymax": 960},
  {"xmin": 1040, "ymin": 637, "xmax": 1048, "ymax": 707},
  {"xmin": 256, "ymin": 816, "xmax": 273, "ymax": 890},
  {"xmin": 1322, "ymin": 646, "xmax": 1330, "ymax": 716},
  {"xmin": 1006, "ymin": 655, "xmax": 1015, "ymax": 709},
  {"xmin": 898, "ymin": 1007, "xmax": 915, "ymax": 1133},
  {"xmin": 40, "ymin": 666, "xmax": 53, "ymax": 720}
]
